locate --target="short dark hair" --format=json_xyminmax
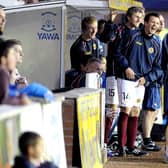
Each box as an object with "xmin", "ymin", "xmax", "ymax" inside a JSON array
[
  {"xmin": 126, "ymin": 6, "xmax": 143, "ymax": 18},
  {"xmin": 144, "ymin": 12, "xmax": 160, "ymax": 22},
  {"xmin": 87, "ymin": 57, "xmax": 101, "ymax": 66},
  {"xmin": 0, "ymin": 39, "xmax": 22, "ymax": 60},
  {"xmin": 18, "ymin": 132, "xmax": 41, "ymax": 155},
  {"xmin": 6, "ymin": 39, "xmax": 22, "ymax": 46},
  {"xmin": 81, "ymin": 16, "xmax": 97, "ymax": 32},
  {"xmin": 98, "ymin": 19, "xmax": 106, "ymax": 30}
]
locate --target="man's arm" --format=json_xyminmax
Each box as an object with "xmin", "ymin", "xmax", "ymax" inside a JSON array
[
  {"xmin": 0, "ymin": 68, "xmax": 9, "ymax": 103},
  {"xmin": 144, "ymin": 39, "xmax": 164, "ymax": 85},
  {"xmin": 114, "ymin": 33, "xmax": 136, "ymax": 79}
]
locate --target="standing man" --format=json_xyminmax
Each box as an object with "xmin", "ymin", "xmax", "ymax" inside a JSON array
[
  {"xmin": 70, "ymin": 16, "xmax": 102, "ymax": 72},
  {"xmin": 103, "ymin": 7, "xmax": 144, "ymax": 145},
  {"xmin": 115, "ymin": 12, "xmax": 163, "ymax": 156},
  {"xmin": 142, "ymin": 14, "xmax": 165, "ymax": 152},
  {"xmin": 0, "ymin": 7, "xmax": 6, "ymax": 35},
  {"xmin": 142, "ymin": 14, "xmax": 167, "ymax": 151}
]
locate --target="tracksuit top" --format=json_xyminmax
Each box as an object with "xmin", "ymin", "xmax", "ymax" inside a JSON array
[
  {"xmin": 70, "ymin": 35, "xmax": 102, "ymax": 71},
  {"xmin": 114, "ymin": 29, "xmax": 163, "ymax": 86}
]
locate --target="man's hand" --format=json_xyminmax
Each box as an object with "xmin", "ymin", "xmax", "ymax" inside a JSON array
[
  {"xmin": 137, "ymin": 77, "xmax": 146, "ymax": 86},
  {"xmin": 125, "ymin": 67, "xmax": 135, "ymax": 80}
]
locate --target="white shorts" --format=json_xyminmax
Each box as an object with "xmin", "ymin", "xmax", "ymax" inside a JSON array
[
  {"xmin": 117, "ymin": 78, "xmax": 145, "ymax": 108},
  {"xmin": 105, "ymin": 76, "xmax": 119, "ymax": 105}
]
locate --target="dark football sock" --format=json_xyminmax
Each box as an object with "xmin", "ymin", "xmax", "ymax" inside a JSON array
[
  {"xmin": 143, "ymin": 137, "xmax": 151, "ymax": 145},
  {"xmin": 127, "ymin": 116, "xmax": 138, "ymax": 150},
  {"xmin": 118, "ymin": 112, "xmax": 129, "ymax": 148},
  {"xmin": 104, "ymin": 117, "xmax": 113, "ymax": 144}
]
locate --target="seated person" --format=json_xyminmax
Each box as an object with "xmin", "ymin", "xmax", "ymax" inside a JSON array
[
  {"xmin": 6, "ymin": 39, "xmax": 28, "ymax": 87},
  {"xmin": 0, "ymin": 39, "xmax": 54, "ymax": 102},
  {"xmin": 65, "ymin": 69, "xmax": 81, "ymax": 88},
  {"xmin": 70, "ymin": 57, "xmax": 103, "ymax": 88},
  {"xmin": 12, "ymin": 131, "xmax": 58, "ymax": 168}
]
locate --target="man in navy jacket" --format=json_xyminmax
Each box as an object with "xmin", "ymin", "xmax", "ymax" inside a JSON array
[
  {"xmin": 114, "ymin": 12, "xmax": 163, "ymax": 156},
  {"xmin": 70, "ymin": 16, "xmax": 103, "ymax": 72}
]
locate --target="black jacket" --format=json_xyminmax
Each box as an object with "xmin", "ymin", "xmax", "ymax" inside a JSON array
[
  {"xmin": 12, "ymin": 156, "xmax": 58, "ymax": 168},
  {"xmin": 70, "ymin": 35, "xmax": 102, "ymax": 71}
]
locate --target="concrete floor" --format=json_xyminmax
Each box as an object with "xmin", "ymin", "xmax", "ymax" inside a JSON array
[{"xmin": 104, "ymin": 142, "xmax": 167, "ymax": 168}]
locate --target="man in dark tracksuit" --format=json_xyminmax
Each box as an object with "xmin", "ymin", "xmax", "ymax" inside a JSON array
[
  {"xmin": 162, "ymin": 33, "xmax": 168, "ymax": 163},
  {"xmin": 100, "ymin": 13, "xmax": 122, "ymax": 144},
  {"xmin": 70, "ymin": 16, "xmax": 103, "ymax": 72},
  {"xmin": 101, "ymin": 7, "xmax": 144, "ymax": 146},
  {"xmin": 114, "ymin": 13, "xmax": 163, "ymax": 156}
]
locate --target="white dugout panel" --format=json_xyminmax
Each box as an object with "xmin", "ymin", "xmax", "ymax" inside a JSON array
[{"xmin": 4, "ymin": 4, "xmax": 64, "ymax": 90}]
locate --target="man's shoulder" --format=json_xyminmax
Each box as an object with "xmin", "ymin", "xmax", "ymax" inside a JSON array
[
  {"xmin": 163, "ymin": 33, "xmax": 168, "ymax": 45},
  {"xmin": 152, "ymin": 34, "xmax": 162, "ymax": 45},
  {"xmin": 71, "ymin": 35, "xmax": 83, "ymax": 49},
  {"xmin": 0, "ymin": 66, "xmax": 8, "ymax": 75}
]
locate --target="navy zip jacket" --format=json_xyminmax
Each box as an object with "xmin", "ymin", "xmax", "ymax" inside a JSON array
[
  {"xmin": 114, "ymin": 29, "xmax": 163, "ymax": 86},
  {"xmin": 12, "ymin": 156, "xmax": 58, "ymax": 168},
  {"xmin": 70, "ymin": 35, "xmax": 102, "ymax": 71}
]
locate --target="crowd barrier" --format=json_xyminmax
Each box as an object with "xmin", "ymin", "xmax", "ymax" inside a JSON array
[
  {"xmin": 56, "ymin": 88, "xmax": 105, "ymax": 168},
  {"xmin": 0, "ymin": 88, "xmax": 105, "ymax": 168},
  {"xmin": 0, "ymin": 99, "xmax": 67, "ymax": 168}
]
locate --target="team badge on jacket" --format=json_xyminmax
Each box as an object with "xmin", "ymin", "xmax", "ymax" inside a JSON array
[
  {"xmin": 148, "ymin": 47, "xmax": 154, "ymax": 54},
  {"xmin": 85, "ymin": 51, "xmax": 92, "ymax": 55},
  {"xmin": 93, "ymin": 43, "xmax": 97, "ymax": 50}
]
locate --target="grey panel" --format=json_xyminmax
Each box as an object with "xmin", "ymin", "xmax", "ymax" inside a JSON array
[{"xmin": 4, "ymin": 7, "xmax": 62, "ymax": 89}]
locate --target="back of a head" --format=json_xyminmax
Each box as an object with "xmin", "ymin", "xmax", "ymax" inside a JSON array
[
  {"xmin": 19, "ymin": 131, "xmax": 41, "ymax": 156},
  {"xmin": 86, "ymin": 57, "xmax": 103, "ymax": 74},
  {"xmin": 98, "ymin": 19, "xmax": 106, "ymax": 31},
  {"xmin": 87, "ymin": 57, "xmax": 101, "ymax": 66},
  {"xmin": 81, "ymin": 16, "xmax": 97, "ymax": 32},
  {"xmin": 125, "ymin": 6, "xmax": 143, "ymax": 22},
  {"xmin": 6, "ymin": 39, "xmax": 22, "ymax": 46}
]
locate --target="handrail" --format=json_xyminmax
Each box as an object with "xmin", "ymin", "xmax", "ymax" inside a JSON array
[
  {"xmin": 4, "ymin": 1, "xmax": 65, "ymax": 14},
  {"xmin": 0, "ymin": 103, "xmax": 40, "ymax": 121}
]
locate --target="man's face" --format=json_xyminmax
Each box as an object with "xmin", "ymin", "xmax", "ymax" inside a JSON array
[
  {"xmin": 128, "ymin": 12, "xmax": 143, "ymax": 28},
  {"xmin": 14, "ymin": 44, "xmax": 24, "ymax": 64},
  {"xmin": 159, "ymin": 15, "xmax": 165, "ymax": 31},
  {"xmin": 86, "ymin": 61, "xmax": 103, "ymax": 75},
  {"xmin": 2, "ymin": 47, "xmax": 17, "ymax": 72},
  {"xmin": 0, "ymin": 9, "xmax": 6, "ymax": 34},
  {"xmin": 140, "ymin": 10, "xmax": 145, "ymax": 25},
  {"xmin": 145, "ymin": 16, "xmax": 160, "ymax": 35},
  {"xmin": 0, "ymin": 47, "xmax": 17, "ymax": 71},
  {"xmin": 29, "ymin": 138, "xmax": 44, "ymax": 160},
  {"xmin": 85, "ymin": 21, "xmax": 98, "ymax": 39}
]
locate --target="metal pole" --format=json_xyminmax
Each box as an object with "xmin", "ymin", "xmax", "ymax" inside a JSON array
[
  {"xmin": 60, "ymin": 5, "xmax": 66, "ymax": 88},
  {"xmin": 4, "ymin": 1, "xmax": 65, "ymax": 14}
]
